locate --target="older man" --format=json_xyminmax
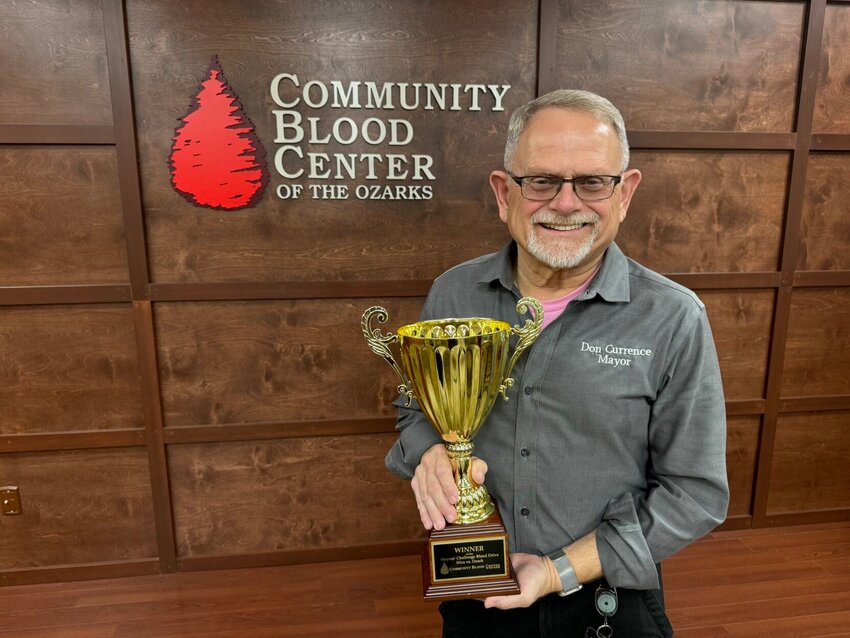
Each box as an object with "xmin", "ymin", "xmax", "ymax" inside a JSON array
[{"xmin": 385, "ymin": 89, "xmax": 729, "ymax": 637}]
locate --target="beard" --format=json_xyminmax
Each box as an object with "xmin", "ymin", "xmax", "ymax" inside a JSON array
[{"xmin": 525, "ymin": 211, "xmax": 600, "ymax": 270}]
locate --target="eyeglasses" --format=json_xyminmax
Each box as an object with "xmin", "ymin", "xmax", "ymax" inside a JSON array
[{"xmin": 509, "ymin": 174, "xmax": 622, "ymax": 202}]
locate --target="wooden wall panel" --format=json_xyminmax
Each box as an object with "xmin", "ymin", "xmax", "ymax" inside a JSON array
[
  {"xmin": 798, "ymin": 153, "xmax": 850, "ymax": 271},
  {"xmin": 0, "ymin": 0, "xmax": 112, "ymax": 126},
  {"xmin": 1, "ymin": 0, "xmax": 847, "ymax": 586},
  {"xmin": 766, "ymin": 411, "xmax": 850, "ymax": 515},
  {"xmin": 781, "ymin": 288, "xmax": 850, "ymax": 397},
  {"xmin": 168, "ymin": 435, "xmax": 423, "ymax": 557},
  {"xmin": 699, "ymin": 290, "xmax": 774, "ymax": 401},
  {"xmin": 618, "ymin": 151, "xmax": 788, "ymax": 273},
  {"xmin": 0, "ymin": 448, "xmax": 157, "ymax": 568},
  {"xmin": 812, "ymin": 3, "xmax": 850, "ymax": 133},
  {"xmin": 552, "ymin": 0, "xmax": 803, "ymax": 131},
  {"xmin": 0, "ymin": 305, "xmax": 144, "ymax": 435},
  {"xmin": 155, "ymin": 298, "xmax": 424, "ymax": 426},
  {"xmin": 127, "ymin": 0, "xmax": 532, "ymax": 283},
  {"xmin": 0, "ymin": 148, "xmax": 128, "ymax": 285},
  {"xmin": 726, "ymin": 416, "xmax": 760, "ymax": 518}
]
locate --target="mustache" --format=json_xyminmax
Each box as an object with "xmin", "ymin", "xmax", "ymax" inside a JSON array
[{"xmin": 530, "ymin": 211, "xmax": 600, "ymax": 226}]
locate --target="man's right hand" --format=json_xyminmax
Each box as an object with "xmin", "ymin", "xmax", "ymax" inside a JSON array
[{"xmin": 411, "ymin": 443, "xmax": 488, "ymax": 531}]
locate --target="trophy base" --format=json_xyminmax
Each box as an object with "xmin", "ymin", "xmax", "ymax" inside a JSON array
[{"xmin": 422, "ymin": 507, "xmax": 520, "ymax": 601}]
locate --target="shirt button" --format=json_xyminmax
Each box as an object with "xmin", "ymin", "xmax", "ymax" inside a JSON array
[
  {"xmin": 520, "ymin": 448, "xmax": 530, "ymax": 458},
  {"xmin": 524, "ymin": 386, "xmax": 533, "ymax": 395},
  {"xmin": 520, "ymin": 507, "xmax": 530, "ymax": 516}
]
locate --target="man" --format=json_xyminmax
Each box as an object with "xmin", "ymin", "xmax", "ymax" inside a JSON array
[{"xmin": 385, "ymin": 89, "xmax": 729, "ymax": 637}]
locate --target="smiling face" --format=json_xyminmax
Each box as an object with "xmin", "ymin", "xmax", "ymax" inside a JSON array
[{"xmin": 490, "ymin": 107, "xmax": 641, "ymax": 281}]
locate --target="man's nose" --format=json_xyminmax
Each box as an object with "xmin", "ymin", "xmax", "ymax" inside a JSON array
[{"xmin": 549, "ymin": 180, "xmax": 583, "ymax": 212}]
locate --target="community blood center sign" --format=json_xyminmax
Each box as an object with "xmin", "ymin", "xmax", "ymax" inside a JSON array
[{"xmin": 170, "ymin": 57, "xmax": 511, "ymax": 209}]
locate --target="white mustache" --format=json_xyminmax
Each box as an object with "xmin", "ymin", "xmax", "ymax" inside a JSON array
[{"xmin": 531, "ymin": 212, "xmax": 600, "ymax": 226}]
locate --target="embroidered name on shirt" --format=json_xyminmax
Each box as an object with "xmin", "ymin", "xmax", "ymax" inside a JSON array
[{"xmin": 580, "ymin": 341, "xmax": 653, "ymax": 368}]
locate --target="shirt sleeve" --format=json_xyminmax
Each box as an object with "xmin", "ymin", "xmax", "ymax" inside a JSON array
[
  {"xmin": 384, "ymin": 398, "xmax": 443, "ymax": 479},
  {"xmin": 596, "ymin": 306, "xmax": 730, "ymax": 589}
]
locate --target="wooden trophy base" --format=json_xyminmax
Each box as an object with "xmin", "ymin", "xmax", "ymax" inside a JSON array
[{"xmin": 422, "ymin": 507, "xmax": 520, "ymax": 601}]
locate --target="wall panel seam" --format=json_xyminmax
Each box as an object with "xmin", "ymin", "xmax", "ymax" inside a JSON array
[{"xmin": 751, "ymin": 0, "xmax": 827, "ymax": 527}]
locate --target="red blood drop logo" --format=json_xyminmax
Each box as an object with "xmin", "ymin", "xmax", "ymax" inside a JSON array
[{"xmin": 170, "ymin": 56, "xmax": 268, "ymax": 209}]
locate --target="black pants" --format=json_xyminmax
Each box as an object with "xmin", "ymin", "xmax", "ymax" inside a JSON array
[{"xmin": 439, "ymin": 579, "xmax": 672, "ymax": 638}]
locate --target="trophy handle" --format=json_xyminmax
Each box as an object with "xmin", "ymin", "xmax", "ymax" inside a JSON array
[
  {"xmin": 498, "ymin": 296, "xmax": 544, "ymax": 400},
  {"xmin": 361, "ymin": 306, "xmax": 415, "ymax": 407}
]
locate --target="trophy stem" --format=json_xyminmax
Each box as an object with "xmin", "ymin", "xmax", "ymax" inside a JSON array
[{"xmin": 445, "ymin": 440, "xmax": 495, "ymax": 525}]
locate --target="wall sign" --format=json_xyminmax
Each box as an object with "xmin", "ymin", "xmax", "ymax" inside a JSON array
[
  {"xmin": 269, "ymin": 74, "xmax": 511, "ymax": 202},
  {"xmin": 170, "ymin": 57, "xmax": 269, "ymax": 210},
  {"xmin": 170, "ymin": 57, "xmax": 511, "ymax": 208}
]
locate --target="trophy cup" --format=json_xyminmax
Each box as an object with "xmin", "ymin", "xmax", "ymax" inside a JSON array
[{"xmin": 361, "ymin": 297, "xmax": 543, "ymax": 600}]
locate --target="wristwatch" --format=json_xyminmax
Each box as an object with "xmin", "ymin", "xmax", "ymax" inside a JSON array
[{"xmin": 546, "ymin": 548, "xmax": 583, "ymax": 597}]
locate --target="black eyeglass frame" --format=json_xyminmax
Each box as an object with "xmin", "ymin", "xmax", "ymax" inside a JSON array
[{"xmin": 509, "ymin": 173, "xmax": 623, "ymax": 201}]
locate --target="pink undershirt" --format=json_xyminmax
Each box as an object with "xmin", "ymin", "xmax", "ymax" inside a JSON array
[{"xmin": 536, "ymin": 270, "xmax": 597, "ymax": 330}]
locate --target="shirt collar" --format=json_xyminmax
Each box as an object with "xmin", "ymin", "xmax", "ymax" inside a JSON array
[
  {"xmin": 478, "ymin": 241, "xmax": 631, "ymax": 303},
  {"xmin": 585, "ymin": 242, "xmax": 630, "ymax": 302},
  {"xmin": 476, "ymin": 241, "xmax": 517, "ymax": 291}
]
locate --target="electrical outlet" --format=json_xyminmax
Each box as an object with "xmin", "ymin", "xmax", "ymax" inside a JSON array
[{"xmin": 1, "ymin": 486, "xmax": 22, "ymax": 515}]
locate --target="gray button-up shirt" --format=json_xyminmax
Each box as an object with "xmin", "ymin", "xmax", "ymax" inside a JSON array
[{"xmin": 385, "ymin": 241, "xmax": 729, "ymax": 589}]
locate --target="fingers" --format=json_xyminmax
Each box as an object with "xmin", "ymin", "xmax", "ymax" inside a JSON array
[
  {"xmin": 483, "ymin": 553, "xmax": 549, "ymax": 610},
  {"xmin": 412, "ymin": 444, "xmax": 458, "ymax": 531},
  {"xmin": 483, "ymin": 594, "xmax": 524, "ymax": 610},
  {"xmin": 411, "ymin": 448, "xmax": 490, "ymax": 531},
  {"xmin": 470, "ymin": 457, "xmax": 488, "ymax": 485}
]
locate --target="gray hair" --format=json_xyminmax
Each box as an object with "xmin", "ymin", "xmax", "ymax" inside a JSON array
[{"xmin": 503, "ymin": 89, "xmax": 630, "ymax": 173}]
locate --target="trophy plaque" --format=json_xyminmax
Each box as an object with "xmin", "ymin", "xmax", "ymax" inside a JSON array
[{"xmin": 361, "ymin": 298, "xmax": 543, "ymax": 600}]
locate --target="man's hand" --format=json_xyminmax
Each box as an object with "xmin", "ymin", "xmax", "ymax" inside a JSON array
[
  {"xmin": 485, "ymin": 531, "xmax": 603, "ymax": 609},
  {"xmin": 411, "ymin": 443, "xmax": 488, "ymax": 531},
  {"xmin": 483, "ymin": 553, "xmax": 561, "ymax": 610}
]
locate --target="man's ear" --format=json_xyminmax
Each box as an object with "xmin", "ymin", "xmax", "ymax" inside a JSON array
[
  {"xmin": 616, "ymin": 168, "xmax": 642, "ymax": 222},
  {"xmin": 489, "ymin": 170, "xmax": 511, "ymax": 222}
]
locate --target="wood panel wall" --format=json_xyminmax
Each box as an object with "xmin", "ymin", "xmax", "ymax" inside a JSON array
[{"xmin": 1, "ymin": 0, "xmax": 847, "ymax": 585}]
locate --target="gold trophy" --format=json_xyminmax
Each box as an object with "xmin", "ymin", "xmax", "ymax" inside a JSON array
[{"xmin": 361, "ymin": 297, "xmax": 543, "ymax": 600}]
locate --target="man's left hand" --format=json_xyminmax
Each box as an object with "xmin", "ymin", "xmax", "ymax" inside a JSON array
[{"xmin": 482, "ymin": 552, "xmax": 561, "ymax": 610}]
